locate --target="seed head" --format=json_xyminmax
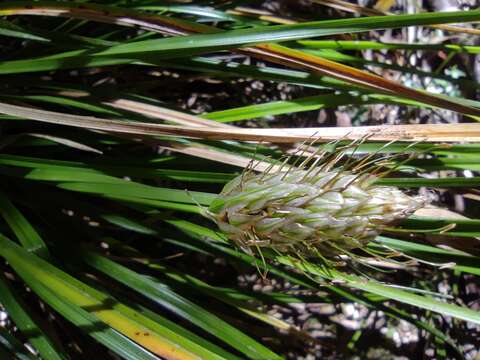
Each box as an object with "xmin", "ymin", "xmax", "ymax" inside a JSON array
[{"xmin": 209, "ymin": 165, "xmax": 425, "ymax": 257}]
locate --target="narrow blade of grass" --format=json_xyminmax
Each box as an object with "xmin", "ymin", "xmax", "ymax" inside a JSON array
[
  {"xmin": 83, "ymin": 251, "xmax": 282, "ymax": 360},
  {"xmin": 0, "ymin": 275, "xmax": 66, "ymax": 360},
  {"xmin": 0, "ymin": 235, "xmax": 228, "ymax": 359}
]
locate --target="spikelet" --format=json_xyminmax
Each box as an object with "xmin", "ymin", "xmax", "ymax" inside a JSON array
[{"xmin": 208, "ymin": 142, "xmax": 426, "ymax": 258}]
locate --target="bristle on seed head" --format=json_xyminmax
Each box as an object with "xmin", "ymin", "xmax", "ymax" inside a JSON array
[{"xmin": 208, "ymin": 142, "xmax": 427, "ymax": 258}]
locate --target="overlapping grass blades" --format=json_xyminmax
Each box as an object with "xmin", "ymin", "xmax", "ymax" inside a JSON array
[{"xmin": 0, "ymin": 1, "xmax": 480, "ymax": 358}]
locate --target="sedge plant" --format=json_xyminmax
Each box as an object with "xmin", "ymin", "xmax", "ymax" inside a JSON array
[{"xmin": 0, "ymin": 1, "xmax": 478, "ymax": 359}]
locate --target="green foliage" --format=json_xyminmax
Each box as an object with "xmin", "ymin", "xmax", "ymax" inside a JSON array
[{"xmin": 0, "ymin": 1, "xmax": 479, "ymax": 359}]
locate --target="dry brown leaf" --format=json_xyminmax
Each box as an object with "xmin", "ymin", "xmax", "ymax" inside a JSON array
[
  {"xmin": 162, "ymin": 141, "xmax": 276, "ymax": 171},
  {"xmin": 415, "ymin": 207, "xmax": 469, "ymax": 219},
  {"xmin": 2, "ymin": 101, "xmax": 480, "ymax": 143},
  {"xmin": 414, "ymin": 207, "xmax": 480, "ymax": 255},
  {"xmin": 106, "ymin": 99, "xmax": 234, "ymax": 129}
]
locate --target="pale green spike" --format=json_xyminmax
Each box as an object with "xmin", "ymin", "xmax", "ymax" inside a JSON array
[{"xmin": 209, "ymin": 168, "xmax": 425, "ymax": 258}]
